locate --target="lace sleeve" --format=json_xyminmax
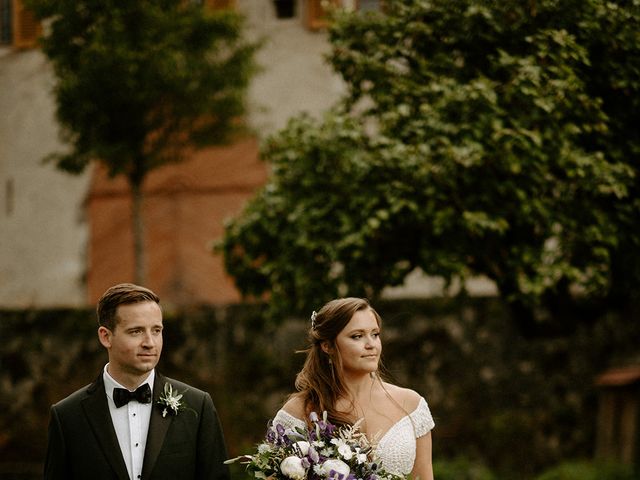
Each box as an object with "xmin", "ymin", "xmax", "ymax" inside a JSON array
[
  {"xmin": 411, "ymin": 397, "xmax": 435, "ymax": 438},
  {"xmin": 272, "ymin": 409, "xmax": 306, "ymax": 432}
]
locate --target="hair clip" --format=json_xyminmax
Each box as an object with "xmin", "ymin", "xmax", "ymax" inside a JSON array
[{"xmin": 310, "ymin": 311, "xmax": 318, "ymax": 330}]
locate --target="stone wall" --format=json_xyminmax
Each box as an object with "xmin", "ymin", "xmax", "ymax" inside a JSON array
[{"xmin": 1, "ymin": 298, "xmax": 638, "ymax": 478}]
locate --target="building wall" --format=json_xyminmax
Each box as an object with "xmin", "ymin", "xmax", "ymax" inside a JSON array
[
  {"xmin": 86, "ymin": 138, "xmax": 266, "ymax": 306},
  {"xmin": 0, "ymin": 48, "xmax": 91, "ymax": 307},
  {"xmin": 0, "ymin": 1, "xmax": 347, "ymax": 307},
  {"xmin": 241, "ymin": 0, "xmax": 345, "ymax": 135}
]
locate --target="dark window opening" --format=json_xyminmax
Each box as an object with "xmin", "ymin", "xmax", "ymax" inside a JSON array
[
  {"xmin": 6, "ymin": 178, "xmax": 14, "ymax": 216},
  {"xmin": 359, "ymin": 0, "xmax": 381, "ymax": 12},
  {"xmin": 274, "ymin": 0, "xmax": 295, "ymax": 19},
  {"xmin": 0, "ymin": 0, "xmax": 12, "ymax": 45}
]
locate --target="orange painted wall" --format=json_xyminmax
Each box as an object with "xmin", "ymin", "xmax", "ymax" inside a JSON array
[{"xmin": 86, "ymin": 137, "xmax": 266, "ymax": 306}]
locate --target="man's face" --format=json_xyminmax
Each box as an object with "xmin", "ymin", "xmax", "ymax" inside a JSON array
[{"xmin": 99, "ymin": 301, "xmax": 163, "ymax": 385}]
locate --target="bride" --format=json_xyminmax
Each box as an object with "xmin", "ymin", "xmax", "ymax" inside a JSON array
[{"xmin": 272, "ymin": 298, "xmax": 435, "ymax": 480}]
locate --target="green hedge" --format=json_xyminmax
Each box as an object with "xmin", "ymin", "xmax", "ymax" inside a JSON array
[
  {"xmin": 535, "ymin": 460, "xmax": 637, "ymax": 480},
  {"xmin": 1, "ymin": 298, "xmax": 639, "ymax": 479},
  {"xmin": 433, "ymin": 457, "xmax": 497, "ymax": 480}
]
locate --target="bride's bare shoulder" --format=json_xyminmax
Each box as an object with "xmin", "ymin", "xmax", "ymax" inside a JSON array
[
  {"xmin": 281, "ymin": 394, "xmax": 306, "ymax": 419},
  {"xmin": 381, "ymin": 382, "xmax": 422, "ymax": 411}
]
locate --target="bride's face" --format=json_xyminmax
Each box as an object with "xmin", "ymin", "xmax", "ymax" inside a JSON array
[{"xmin": 334, "ymin": 308, "xmax": 381, "ymax": 376}]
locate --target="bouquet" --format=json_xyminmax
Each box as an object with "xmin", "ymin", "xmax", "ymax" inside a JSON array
[{"xmin": 226, "ymin": 411, "xmax": 407, "ymax": 480}]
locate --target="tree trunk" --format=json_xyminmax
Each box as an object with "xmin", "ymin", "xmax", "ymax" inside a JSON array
[{"xmin": 131, "ymin": 178, "xmax": 146, "ymax": 286}]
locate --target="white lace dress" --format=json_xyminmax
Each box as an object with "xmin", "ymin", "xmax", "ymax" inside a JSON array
[{"xmin": 272, "ymin": 397, "xmax": 435, "ymax": 476}]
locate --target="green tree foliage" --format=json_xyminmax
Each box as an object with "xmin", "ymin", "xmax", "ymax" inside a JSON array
[
  {"xmin": 28, "ymin": 0, "xmax": 258, "ymax": 283},
  {"xmin": 221, "ymin": 0, "xmax": 640, "ymax": 328},
  {"xmin": 534, "ymin": 460, "xmax": 636, "ymax": 480}
]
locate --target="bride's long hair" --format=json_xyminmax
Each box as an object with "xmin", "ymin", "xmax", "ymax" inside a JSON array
[{"xmin": 292, "ymin": 297, "xmax": 385, "ymax": 427}]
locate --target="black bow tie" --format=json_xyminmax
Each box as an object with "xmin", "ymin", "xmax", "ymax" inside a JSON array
[{"xmin": 113, "ymin": 384, "xmax": 152, "ymax": 408}]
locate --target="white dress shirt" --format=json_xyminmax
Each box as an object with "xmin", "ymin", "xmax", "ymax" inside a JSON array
[{"xmin": 103, "ymin": 365, "xmax": 155, "ymax": 480}]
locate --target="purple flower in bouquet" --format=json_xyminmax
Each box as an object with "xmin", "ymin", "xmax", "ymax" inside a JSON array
[{"xmin": 225, "ymin": 411, "xmax": 407, "ymax": 480}]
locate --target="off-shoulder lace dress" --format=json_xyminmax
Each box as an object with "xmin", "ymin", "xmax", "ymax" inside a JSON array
[{"xmin": 272, "ymin": 397, "xmax": 435, "ymax": 476}]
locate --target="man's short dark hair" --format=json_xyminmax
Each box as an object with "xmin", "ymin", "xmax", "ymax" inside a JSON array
[{"xmin": 97, "ymin": 283, "xmax": 160, "ymax": 331}]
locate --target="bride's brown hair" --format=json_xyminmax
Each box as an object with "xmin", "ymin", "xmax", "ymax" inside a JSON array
[{"xmin": 292, "ymin": 297, "xmax": 383, "ymax": 427}]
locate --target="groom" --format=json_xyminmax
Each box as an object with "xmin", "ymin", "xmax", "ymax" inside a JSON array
[{"xmin": 44, "ymin": 283, "xmax": 230, "ymax": 480}]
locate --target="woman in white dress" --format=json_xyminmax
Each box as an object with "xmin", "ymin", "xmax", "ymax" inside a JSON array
[{"xmin": 273, "ymin": 298, "xmax": 435, "ymax": 480}]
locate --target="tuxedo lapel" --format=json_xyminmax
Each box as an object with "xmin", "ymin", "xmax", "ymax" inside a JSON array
[
  {"xmin": 141, "ymin": 373, "xmax": 173, "ymax": 480},
  {"xmin": 81, "ymin": 375, "xmax": 130, "ymax": 480}
]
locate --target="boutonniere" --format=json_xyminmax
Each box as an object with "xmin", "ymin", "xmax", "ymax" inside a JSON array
[{"xmin": 156, "ymin": 382, "xmax": 188, "ymax": 417}]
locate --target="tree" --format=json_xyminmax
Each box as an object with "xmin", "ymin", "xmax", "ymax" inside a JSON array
[
  {"xmin": 28, "ymin": 0, "xmax": 258, "ymax": 284},
  {"xmin": 221, "ymin": 0, "xmax": 640, "ymax": 332}
]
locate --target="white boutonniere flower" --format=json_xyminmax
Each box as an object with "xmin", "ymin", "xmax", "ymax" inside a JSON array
[{"xmin": 156, "ymin": 382, "xmax": 187, "ymax": 417}]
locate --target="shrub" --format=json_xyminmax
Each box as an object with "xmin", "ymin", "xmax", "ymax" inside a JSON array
[
  {"xmin": 535, "ymin": 460, "xmax": 637, "ymax": 480},
  {"xmin": 433, "ymin": 457, "xmax": 497, "ymax": 480}
]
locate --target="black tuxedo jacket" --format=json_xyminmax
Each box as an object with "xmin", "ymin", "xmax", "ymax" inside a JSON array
[{"xmin": 44, "ymin": 372, "xmax": 230, "ymax": 480}]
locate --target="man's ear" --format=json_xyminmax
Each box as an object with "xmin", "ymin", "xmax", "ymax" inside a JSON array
[{"xmin": 98, "ymin": 326, "xmax": 112, "ymax": 349}]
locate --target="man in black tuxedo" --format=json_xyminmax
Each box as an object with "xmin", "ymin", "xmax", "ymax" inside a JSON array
[{"xmin": 44, "ymin": 283, "xmax": 230, "ymax": 480}]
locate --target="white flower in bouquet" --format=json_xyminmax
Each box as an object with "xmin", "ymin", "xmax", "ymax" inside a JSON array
[
  {"xmin": 319, "ymin": 458, "xmax": 350, "ymax": 478},
  {"xmin": 257, "ymin": 443, "xmax": 272, "ymax": 454},
  {"xmin": 333, "ymin": 440, "xmax": 353, "ymax": 461},
  {"xmin": 280, "ymin": 456, "xmax": 307, "ymax": 480},
  {"xmin": 225, "ymin": 410, "xmax": 408, "ymax": 480},
  {"xmin": 294, "ymin": 440, "xmax": 311, "ymax": 455},
  {"xmin": 355, "ymin": 450, "xmax": 367, "ymax": 464},
  {"xmin": 319, "ymin": 446, "xmax": 334, "ymax": 457}
]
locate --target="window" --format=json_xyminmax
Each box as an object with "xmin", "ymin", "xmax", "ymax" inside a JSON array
[
  {"xmin": 5, "ymin": 178, "xmax": 14, "ymax": 216},
  {"xmin": 273, "ymin": 0, "xmax": 295, "ymax": 19},
  {"xmin": 1, "ymin": 0, "xmax": 11, "ymax": 44},
  {"xmin": 0, "ymin": 0, "xmax": 40, "ymax": 48},
  {"xmin": 305, "ymin": 0, "xmax": 382, "ymax": 30},
  {"xmin": 188, "ymin": 0, "xmax": 235, "ymax": 10},
  {"xmin": 13, "ymin": 0, "xmax": 40, "ymax": 48},
  {"xmin": 204, "ymin": 0, "xmax": 235, "ymax": 9},
  {"xmin": 358, "ymin": 0, "xmax": 381, "ymax": 12},
  {"xmin": 306, "ymin": 0, "xmax": 338, "ymax": 30}
]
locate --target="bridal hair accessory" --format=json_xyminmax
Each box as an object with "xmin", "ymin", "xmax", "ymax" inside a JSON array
[
  {"xmin": 225, "ymin": 410, "xmax": 408, "ymax": 480},
  {"xmin": 310, "ymin": 311, "xmax": 318, "ymax": 330}
]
